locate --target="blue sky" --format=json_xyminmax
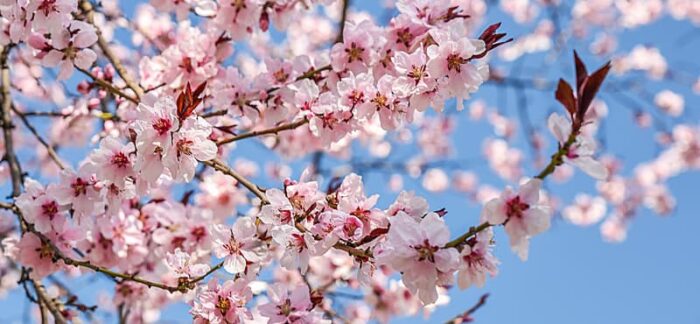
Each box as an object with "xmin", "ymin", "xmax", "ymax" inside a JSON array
[{"xmin": 2, "ymin": 1, "xmax": 700, "ymax": 323}]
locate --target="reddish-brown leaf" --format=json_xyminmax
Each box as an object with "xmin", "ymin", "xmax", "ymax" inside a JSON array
[
  {"xmin": 176, "ymin": 82, "xmax": 207, "ymax": 122},
  {"xmin": 577, "ymin": 61, "xmax": 611, "ymax": 118},
  {"xmin": 573, "ymin": 50, "xmax": 588, "ymax": 92},
  {"xmin": 472, "ymin": 23, "xmax": 513, "ymax": 60},
  {"xmin": 555, "ymin": 78, "xmax": 576, "ymax": 116}
]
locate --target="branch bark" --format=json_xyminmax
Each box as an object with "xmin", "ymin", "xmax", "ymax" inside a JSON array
[{"xmin": 79, "ymin": 0, "xmax": 145, "ymax": 99}]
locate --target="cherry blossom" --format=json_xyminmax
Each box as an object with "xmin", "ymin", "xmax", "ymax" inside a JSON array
[
  {"xmin": 211, "ymin": 217, "xmax": 262, "ymax": 275},
  {"xmin": 0, "ymin": 0, "xmax": 694, "ymax": 322},
  {"xmin": 376, "ymin": 212, "xmax": 459, "ymax": 304},
  {"xmin": 548, "ymin": 112, "xmax": 609, "ymax": 180},
  {"xmin": 483, "ymin": 179, "xmax": 551, "ymax": 261}
]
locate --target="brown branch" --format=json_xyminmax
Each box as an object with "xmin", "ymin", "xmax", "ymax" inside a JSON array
[
  {"xmin": 335, "ymin": 0, "xmax": 350, "ymax": 43},
  {"xmin": 216, "ymin": 118, "xmax": 308, "ymax": 145},
  {"xmin": 79, "ymin": 0, "xmax": 144, "ymax": 99},
  {"xmin": 201, "ymin": 159, "xmax": 268, "ymax": 203},
  {"xmin": 22, "ymin": 111, "xmax": 68, "ymax": 117},
  {"xmin": 444, "ymin": 119, "xmax": 581, "ymax": 249},
  {"xmin": 11, "ymin": 106, "xmax": 67, "ymax": 170},
  {"xmin": 76, "ymin": 66, "xmax": 139, "ymax": 104},
  {"xmin": 31, "ymin": 279, "xmax": 68, "ymax": 324},
  {"xmin": 0, "ymin": 46, "xmax": 22, "ymax": 197},
  {"xmin": 445, "ymin": 293, "xmax": 489, "ymax": 324}
]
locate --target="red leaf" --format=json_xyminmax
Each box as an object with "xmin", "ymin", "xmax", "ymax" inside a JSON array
[
  {"xmin": 577, "ymin": 61, "xmax": 611, "ymax": 118},
  {"xmin": 573, "ymin": 50, "xmax": 588, "ymax": 92},
  {"xmin": 176, "ymin": 82, "xmax": 208, "ymax": 122},
  {"xmin": 472, "ymin": 23, "xmax": 513, "ymax": 60},
  {"xmin": 555, "ymin": 79, "xmax": 576, "ymax": 116}
]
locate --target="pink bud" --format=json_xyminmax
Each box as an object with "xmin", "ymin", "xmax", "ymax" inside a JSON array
[
  {"xmin": 27, "ymin": 33, "xmax": 49, "ymax": 51},
  {"xmin": 259, "ymin": 11, "xmax": 270, "ymax": 32},
  {"xmin": 77, "ymin": 81, "xmax": 91, "ymax": 94},
  {"xmin": 87, "ymin": 98, "xmax": 101, "ymax": 110}
]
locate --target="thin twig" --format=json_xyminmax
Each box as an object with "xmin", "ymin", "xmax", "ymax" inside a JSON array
[
  {"xmin": 79, "ymin": 0, "xmax": 144, "ymax": 99},
  {"xmin": 12, "ymin": 106, "xmax": 66, "ymax": 170},
  {"xmin": 76, "ymin": 66, "xmax": 139, "ymax": 104},
  {"xmin": 216, "ymin": 118, "xmax": 308, "ymax": 145},
  {"xmin": 444, "ymin": 293, "xmax": 489, "ymax": 324},
  {"xmin": 201, "ymin": 159, "xmax": 268, "ymax": 203}
]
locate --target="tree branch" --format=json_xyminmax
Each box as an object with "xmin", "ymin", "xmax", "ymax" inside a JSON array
[
  {"xmin": 79, "ymin": 0, "xmax": 144, "ymax": 99},
  {"xmin": 0, "ymin": 46, "xmax": 22, "ymax": 197},
  {"xmin": 216, "ymin": 118, "xmax": 308, "ymax": 145},
  {"xmin": 12, "ymin": 106, "xmax": 66, "ymax": 170}
]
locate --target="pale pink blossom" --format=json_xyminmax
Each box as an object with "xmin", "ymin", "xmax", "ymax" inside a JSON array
[
  {"xmin": 457, "ymin": 228, "xmax": 499, "ymax": 289},
  {"xmin": 211, "ymin": 217, "xmax": 262, "ymax": 274},
  {"xmin": 31, "ymin": 21, "xmax": 98, "ymax": 80},
  {"xmin": 191, "ymin": 279, "xmax": 253, "ymax": 324},
  {"xmin": 376, "ymin": 212, "xmax": 459, "ymax": 304},
  {"xmin": 258, "ymin": 284, "xmax": 316, "ymax": 323},
  {"xmin": 483, "ymin": 179, "xmax": 551, "ymax": 260},
  {"xmin": 654, "ymin": 90, "xmax": 684, "ymax": 117},
  {"xmin": 563, "ymin": 194, "xmax": 607, "ymax": 226},
  {"xmin": 548, "ymin": 113, "xmax": 609, "ymax": 180}
]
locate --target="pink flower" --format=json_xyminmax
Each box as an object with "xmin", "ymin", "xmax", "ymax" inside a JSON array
[
  {"xmin": 376, "ymin": 212, "xmax": 459, "ymax": 304},
  {"xmin": 330, "ymin": 20, "xmax": 377, "ymax": 73},
  {"xmin": 426, "ymin": 31, "xmax": 488, "ymax": 110},
  {"xmin": 211, "ymin": 217, "xmax": 261, "ymax": 274},
  {"xmin": 392, "ymin": 48, "xmax": 431, "ymax": 98},
  {"xmin": 456, "ymin": 228, "xmax": 499, "ymax": 289},
  {"xmin": 32, "ymin": 21, "xmax": 98, "ymax": 80},
  {"xmin": 195, "ymin": 171, "xmax": 248, "ymax": 219},
  {"xmin": 260, "ymin": 188, "xmax": 295, "ymax": 226},
  {"xmin": 165, "ymin": 248, "xmax": 211, "ymax": 279},
  {"xmin": 258, "ymin": 284, "xmax": 315, "ymax": 323},
  {"xmin": 213, "ymin": 0, "xmax": 261, "ymax": 40},
  {"xmin": 53, "ymin": 167, "xmax": 103, "ymax": 222},
  {"xmin": 132, "ymin": 95, "xmax": 180, "ymax": 183},
  {"xmin": 17, "ymin": 232, "xmax": 61, "ymax": 278},
  {"xmin": 548, "ymin": 112, "xmax": 609, "ymax": 180},
  {"xmin": 386, "ymin": 190, "xmax": 428, "ymax": 220},
  {"xmin": 422, "ymin": 168, "xmax": 449, "ymax": 192},
  {"xmin": 654, "ymin": 90, "xmax": 684, "ymax": 117},
  {"xmin": 86, "ymin": 136, "xmax": 136, "ymax": 189},
  {"xmin": 191, "ymin": 279, "xmax": 253, "ymax": 324},
  {"xmin": 313, "ymin": 210, "xmax": 364, "ymax": 243},
  {"xmin": 27, "ymin": 0, "xmax": 76, "ymax": 33},
  {"xmin": 96, "ymin": 210, "xmax": 145, "ymax": 259},
  {"xmin": 271, "ymin": 225, "xmax": 329, "ymax": 273},
  {"xmin": 15, "ymin": 179, "xmax": 69, "ymax": 233},
  {"xmin": 163, "ymin": 117, "xmax": 217, "ymax": 182},
  {"xmin": 562, "ymin": 194, "xmax": 607, "ymax": 226},
  {"xmin": 483, "ymin": 179, "xmax": 551, "ymax": 261}
]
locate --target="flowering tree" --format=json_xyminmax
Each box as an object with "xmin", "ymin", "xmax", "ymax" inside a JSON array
[{"xmin": 0, "ymin": 0, "xmax": 697, "ymax": 323}]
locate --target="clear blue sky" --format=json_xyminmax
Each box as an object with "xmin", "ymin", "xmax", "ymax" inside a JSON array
[{"xmin": 2, "ymin": 1, "xmax": 699, "ymax": 323}]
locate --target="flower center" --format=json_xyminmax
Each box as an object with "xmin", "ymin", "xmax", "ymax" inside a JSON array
[
  {"xmin": 37, "ymin": 0, "xmax": 58, "ymax": 17},
  {"xmin": 345, "ymin": 42, "xmax": 365, "ymax": 63},
  {"xmin": 447, "ymin": 54, "xmax": 467, "ymax": 73},
  {"xmin": 71, "ymin": 177, "xmax": 89, "ymax": 197},
  {"xmin": 37, "ymin": 241, "xmax": 54, "ymax": 259},
  {"xmin": 407, "ymin": 65, "xmax": 426, "ymax": 83},
  {"xmin": 42, "ymin": 200, "xmax": 59, "ymax": 218},
  {"xmin": 176, "ymin": 138, "xmax": 194, "ymax": 157},
  {"xmin": 152, "ymin": 117, "xmax": 173, "ymax": 136},
  {"xmin": 506, "ymin": 196, "xmax": 530, "ymax": 219},
  {"xmin": 413, "ymin": 239, "xmax": 439, "ymax": 263},
  {"xmin": 111, "ymin": 152, "xmax": 130, "ymax": 168},
  {"xmin": 396, "ymin": 28, "xmax": 413, "ymax": 47},
  {"xmin": 216, "ymin": 296, "xmax": 231, "ymax": 315}
]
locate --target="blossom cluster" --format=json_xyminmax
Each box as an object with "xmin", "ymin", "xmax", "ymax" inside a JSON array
[{"xmin": 0, "ymin": 0, "xmax": 696, "ymax": 323}]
